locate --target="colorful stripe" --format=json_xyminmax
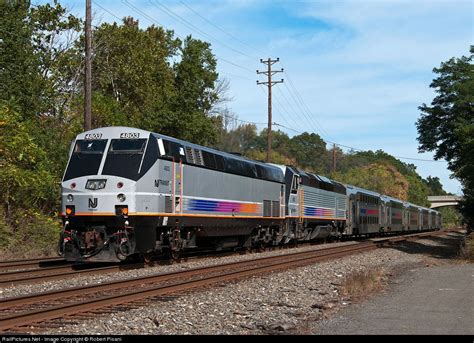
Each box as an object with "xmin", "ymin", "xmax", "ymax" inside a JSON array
[
  {"xmin": 304, "ymin": 207, "xmax": 335, "ymax": 217},
  {"xmin": 360, "ymin": 208, "xmax": 378, "ymax": 215},
  {"xmin": 186, "ymin": 199, "xmax": 260, "ymax": 214}
]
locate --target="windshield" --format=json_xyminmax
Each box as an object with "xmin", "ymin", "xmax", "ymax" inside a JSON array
[
  {"xmin": 63, "ymin": 139, "xmax": 108, "ymax": 181},
  {"xmin": 102, "ymin": 139, "xmax": 148, "ymax": 180}
]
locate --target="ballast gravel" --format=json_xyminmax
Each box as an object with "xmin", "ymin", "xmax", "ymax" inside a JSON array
[{"xmin": 4, "ymin": 232, "xmax": 464, "ymax": 335}]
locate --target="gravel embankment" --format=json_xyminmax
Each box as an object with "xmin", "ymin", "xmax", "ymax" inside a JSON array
[
  {"xmin": 6, "ymin": 232, "xmax": 465, "ymax": 335},
  {"xmin": 1, "ymin": 241, "xmax": 357, "ymax": 299}
]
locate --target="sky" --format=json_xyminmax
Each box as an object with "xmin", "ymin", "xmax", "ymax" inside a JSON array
[{"xmin": 40, "ymin": 0, "xmax": 473, "ymax": 194}]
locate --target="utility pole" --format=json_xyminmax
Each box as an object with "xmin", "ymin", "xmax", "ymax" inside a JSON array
[
  {"xmin": 84, "ymin": 0, "xmax": 92, "ymax": 131},
  {"xmin": 257, "ymin": 58, "xmax": 283, "ymax": 163},
  {"xmin": 332, "ymin": 143, "xmax": 337, "ymax": 173}
]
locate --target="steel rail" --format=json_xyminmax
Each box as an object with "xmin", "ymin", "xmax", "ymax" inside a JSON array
[
  {"xmin": 0, "ymin": 263, "xmax": 141, "ymax": 287},
  {"xmin": 0, "ymin": 229, "xmax": 455, "ymax": 332},
  {"xmin": 0, "ymin": 257, "xmax": 67, "ymax": 272},
  {"xmin": 0, "ymin": 241, "xmax": 363, "ymax": 309},
  {"xmin": 0, "ymin": 244, "xmax": 377, "ymax": 331}
]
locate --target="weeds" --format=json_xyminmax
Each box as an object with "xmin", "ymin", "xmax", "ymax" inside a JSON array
[
  {"xmin": 342, "ymin": 268, "xmax": 387, "ymax": 300},
  {"xmin": 459, "ymin": 233, "xmax": 474, "ymax": 262}
]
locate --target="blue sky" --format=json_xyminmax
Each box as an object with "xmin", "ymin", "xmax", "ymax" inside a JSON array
[{"xmin": 42, "ymin": 0, "xmax": 473, "ymax": 194}]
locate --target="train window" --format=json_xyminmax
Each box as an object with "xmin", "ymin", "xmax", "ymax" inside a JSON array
[
  {"xmin": 108, "ymin": 139, "xmax": 146, "ymax": 153},
  {"xmin": 214, "ymin": 154, "xmax": 225, "ymax": 171},
  {"xmin": 74, "ymin": 139, "xmax": 107, "ymax": 154},
  {"xmin": 241, "ymin": 161, "xmax": 257, "ymax": 178},
  {"xmin": 138, "ymin": 136, "xmax": 158, "ymax": 176},
  {"xmin": 102, "ymin": 139, "xmax": 147, "ymax": 180},
  {"xmin": 202, "ymin": 151, "xmax": 217, "ymax": 169},
  {"xmin": 255, "ymin": 164, "xmax": 266, "ymax": 179},
  {"xmin": 63, "ymin": 139, "xmax": 107, "ymax": 181},
  {"xmin": 269, "ymin": 168, "xmax": 283, "ymax": 183},
  {"xmin": 161, "ymin": 140, "xmax": 183, "ymax": 161},
  {"xmin": 290, "ymin": 175, "xmax": 299, "ymax": 194},
  {"xmin": 224, "ymin": 157, "xmax": 243, "ymax": 175},
  {"xmin": 307, "ymin": 174, "xmax": 320, "ymax": 188}
]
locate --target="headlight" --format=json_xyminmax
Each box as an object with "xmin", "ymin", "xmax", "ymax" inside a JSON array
[
  {"xmin": 66, "ymin": 194, "xmax": 74, "ymax": 202},
  {"xmin": 85, "ymin": 179, "xmax": 107, "ymax": 190},
  {"xmin": 117, "ymin": 193, "xmax": 126, "ymax": 202}
]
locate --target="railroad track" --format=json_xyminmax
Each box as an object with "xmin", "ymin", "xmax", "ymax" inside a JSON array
[
  {"xmin": 0, "ymin": 229, "xmax": 452, "ymax": 287},
  {"xmin": 0, "ymin": 257, "xmax": 68, "ymax": 272},
  {"xmin": 0, "ymin": 262, "xmax": 142, "ymax": 287},
  {"xmin": 0, "ymin": 229, "xmax": 455, "ymax": 333}
]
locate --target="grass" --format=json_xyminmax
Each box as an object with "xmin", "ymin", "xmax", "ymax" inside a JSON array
[{"xmin": 342, "ymin": 268, "xmax": 387, "ymax": 300}]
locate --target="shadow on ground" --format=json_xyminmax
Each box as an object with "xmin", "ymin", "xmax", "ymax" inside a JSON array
[{"xmin": 382, "ymin": 233, "xmax": 464, "ymax": 260}]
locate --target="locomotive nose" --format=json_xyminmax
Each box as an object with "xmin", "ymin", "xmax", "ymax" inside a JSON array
[{"xmin": 61, "ymin": 176, "xmax": 135, "ymax": 217}]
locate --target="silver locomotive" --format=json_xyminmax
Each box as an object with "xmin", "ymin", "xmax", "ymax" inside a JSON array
[{"xmin": 59, "ymin": 126, "xmax": 441, "ymax": 262}]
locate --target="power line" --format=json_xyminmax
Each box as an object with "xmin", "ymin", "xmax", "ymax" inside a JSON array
[
  {"xmin": 179, "ymin": 0, "xmax": 264, "ymax": 58},
  {"xmin": 118, "ymin": 0, "xmax": 255, "ymax": 74},
  {"xmin": 149, "ymin": 0, "xmax": 256, "ymax": 60},
  {"xmin": 275, "ymin": 86, "xmax": 319, "ymax": 135},
  {"xmin": 283, "ymin": 70, "xmax": 331, "ymax": 139},
  {"xmin": 81, "ymin": 3, "xmax": 445, "ymax": 164}
]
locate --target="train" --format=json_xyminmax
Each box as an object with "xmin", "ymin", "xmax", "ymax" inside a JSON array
[{"xmin": 59, "ymin": 126, "xmax": 442, "ymax": 262}]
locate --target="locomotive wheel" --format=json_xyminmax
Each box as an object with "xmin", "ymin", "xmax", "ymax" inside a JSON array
[
  {"xmin": 143, "ymin": 252, "xmax": 154, "ymax": 265},
  {"xmin": 170, "ymin": 249, "xmax": 180, "ymax": 261}
]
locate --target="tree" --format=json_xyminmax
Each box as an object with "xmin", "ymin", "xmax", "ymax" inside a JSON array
[
  {"xmin": 425, "ymin": 176, "xmax": 447, "ymax": 196},
  {"xmin": 0, "ymin": 0, "xmax": 81, "ymax": 118},
  {"xmin": 417, "ymin": 46, "xmax": 474, "ymax": 228},
  {"xmin": 334, "ymin": 163, "xmax": 410, "ymax": 201},
  {"xmin": 173, "ymin": 35, "xmax": 220, "ymax": 144},
  {"xmin": 289, "ymin": 132, "xmax": 327, "ymax": 173},
  {"xmin": 88, "ymin": 17, "xmax": 179, "ymax": 130}
]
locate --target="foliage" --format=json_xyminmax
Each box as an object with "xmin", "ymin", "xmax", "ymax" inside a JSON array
[
  {"xmin": 0, "ymin": 0, "xmax": 461, "ymax": 257},
  {"xmin": 333, "ymin": 163, "xmax": 410, "ymax": 201},
  {"xmin": 217, "ymin": 121, "xmax": 442, "ymax": 207},
  {"xmin": 417, "ymin": 46, "xmax": 474, "ymax": 228},
  {"xmin": 425, "ymin": 176, "xmax": 447, "ymax": 196},
  {"xmin": 0, "ymin": 103, "xmax": 61, "ymax": 255},
  {"xmin": 0, "ymin": 104, "xmax": 59, "ymax": 216},
  {"xmin": 0, "ymin": 0, "xmax": 81, "ymax": 119},
  {"xmin": 84, "ymin": 19, "xmax": 221, "ymax": 145},
  {"xmin": 288, "ymin": 132, "xmax": 327, "ymax": 172},
  {"xmin": 438, "ymin": 207, "xmax": 462, "ymax": 228},
  {"xmin": 0, "ymin": 3, "xmax": 224, "ymax": 256}
]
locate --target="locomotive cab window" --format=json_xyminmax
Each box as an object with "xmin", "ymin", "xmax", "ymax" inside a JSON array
[
  {"xmin": 102, "ymin": 139, "xmax": 148, "ymax": 180},
  {"xmin": 63, "ymin": 139, "xmax": 107, "ymax": 181},
  {"xmin": 108, "ymin": 139, "xmax": 146, "ymax": 153},
  {"xmin": 290, "ymin": 175, "xmax": 299, "ymax": 194}
]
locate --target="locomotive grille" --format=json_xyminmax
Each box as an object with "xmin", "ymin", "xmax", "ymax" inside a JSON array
[
  {"xmin": 185, "ymin": 146, "xmax": 195, "ymax": 164},
  {"xmin": 165, "ymin": 196, "xmax": 172, "ymax": 213},
  {"xmin": 263, "ymin": 200, "xmax": 271, "ymax": 217},
  {"xmin": 194, "ymin": 149, "xmax": 204, "ymax": 166},
  {"xmin": 272, "ymin": 201, "xmax": 280, "ymax": 217}
]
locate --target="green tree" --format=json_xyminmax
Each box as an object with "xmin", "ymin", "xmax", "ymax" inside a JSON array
[
  {"xmin": 84, "ymin": 19, "xmax": 221, "ymax": 145},
  {"xmin": 0, "ymin": 102, "xmax": 61, "ymax": 253},
  {"xmin": 0, "ymin": 0, "xmax": 81, "ymax": 118},
  {"xmin": 173, "ymin": 35, "xmax": 220, "ymax": 144},
  {"xmin": 417, "ymin": 46, "xmax": 474, "ymax": 228},
  {"xmin": 289, "ymin": 132, "xmax": 327, "ymax": 172},
  {"xmin": 88, "ymin": 17, "xmax": 179, "ymax": 130},
  {"xmin": 425, "ymin": 176, "xmax": 447, "ymax": 196},
  {"xmin": 334, "ymin": 163, "xmax": 410, "ymax": 201},
  {"xmin": 215, "ymin": 122, "xmax": 259, "ymax": 154}
]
